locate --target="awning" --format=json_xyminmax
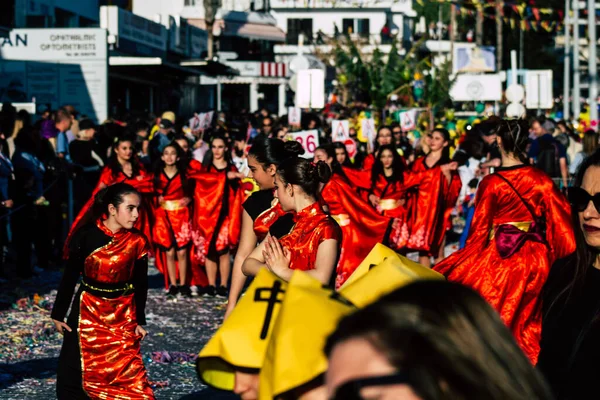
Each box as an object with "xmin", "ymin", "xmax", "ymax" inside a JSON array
[
  {"xmin": 189, "ymin": 19, "xmax": 285, "ymax": 42},
  {"xmin": 109, "ymin": 56, "xmax": 200, "ymax": 76},
  {"xmin": 223, "ymin": 21, "xmax": 285, "ymax": 42},
  {"xmin": 180, "ymin": 60, "xmax": 240, "ymax": 77}
]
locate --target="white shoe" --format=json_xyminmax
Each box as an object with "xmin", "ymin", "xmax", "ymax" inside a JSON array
[{"xmin": 190, "ymin": 285, "xmax": 199, "ymax": 297}]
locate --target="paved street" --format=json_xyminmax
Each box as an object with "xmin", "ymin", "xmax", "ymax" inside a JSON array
[{"xmin": 0, "ymin": 264, "xmax": 237, "ymax": 400}]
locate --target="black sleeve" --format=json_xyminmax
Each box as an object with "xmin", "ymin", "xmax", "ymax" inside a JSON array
[
  {"xmin": 51, "ymin": 236, "xmax": 84, "ymax": 322},
  {"xmin": 133, "ymin": 255, "xmax": 149, "ymax": 325},
  {"xmin": 243, "ymin": 190, "xmax": 273, "ymax": 221},
  {"xmin": 269, "ymin": 213, "xmax": 295, "ymax": 239}
]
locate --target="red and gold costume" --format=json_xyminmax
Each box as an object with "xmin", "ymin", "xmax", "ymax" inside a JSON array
[
  {"xmin": 52, "ymin": 220, "xmax": 154, "ymax": 399},
  {"xmin": 406, "ymin": 156, "xmax": 461, "ymax": 255},
  {"xmin": 279, "ymin": 202, "xmax": 341, "ymax": 273},
  {"xmin": 188, "ymin": 165, "xmax": 243, "ymax": 283},
  {"xmin": 65, "ymin": 165, "xmax": 154, "ymax": 257},
  {"xmin": 152, "ymin": 171, "xmax": 192, "ymax": 288},
  {"xmin": 321, "ymin": 173, "xmax": 398, "ymax": 289},
  {"xmin": 433, "ymin": 166, "xmax": 576, "ymax": 363}
]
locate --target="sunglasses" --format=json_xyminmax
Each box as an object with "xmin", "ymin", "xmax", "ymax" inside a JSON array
[
  {"xmin": 330, "ymin": 373, "xmax": 410, "ymax": 400},
  {"xmin": 568, "ymin": 187, "xmax": 600, "ymax": 212}
]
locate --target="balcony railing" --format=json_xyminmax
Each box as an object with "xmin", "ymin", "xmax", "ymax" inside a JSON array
[{"xmin": 271, "ymin": 0, "xmax": 395, "ymax": 8}]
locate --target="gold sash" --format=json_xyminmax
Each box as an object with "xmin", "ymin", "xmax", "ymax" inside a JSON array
[
  {"xmin": 161, "ymin": 199, "xmax": 185, "ymax": 211},
  {"xmin": 379, "ymin": 198, "xmax": 398, "ymax": 210}
]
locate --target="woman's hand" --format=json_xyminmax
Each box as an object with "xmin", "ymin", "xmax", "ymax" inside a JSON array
[
  {"xmin": 263, "ymin": 235, "xmax": 291, "ymax": 276},
  {"xmin": 179, "ymin": 197, "xmax": 191, "ymax": 207},
  {"xmin": 227, "ymin": 171, "xmax": 244, "ymax": 180},
  {"xmin": 135, "ymin": 325, "xmax": 148, "ymax": 340},
  {"xmin": 368, "ymin": 194, "xmax": 380, "ymax": 208},
  {"xmin": 34, "ymin": 196, "xmax": 47, "ymax": 205},
  {"xmin": 53, "ymin": 319, "xmax": 72, "ymax": 335},
  {"xmin": 2, "ymin": 199, "xmax": 13, "ymax": 208}
]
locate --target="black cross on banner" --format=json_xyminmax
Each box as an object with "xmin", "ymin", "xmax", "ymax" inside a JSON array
[{"xmin": 254, "ymin": 281, "xmax": 286, "ymax": 340}]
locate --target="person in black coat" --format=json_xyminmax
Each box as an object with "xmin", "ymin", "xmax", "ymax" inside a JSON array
[{"xmin": 538, "ymin": 148, "xmax": 600, "ymax": 399}]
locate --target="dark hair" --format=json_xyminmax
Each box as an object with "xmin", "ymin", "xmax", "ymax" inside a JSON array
[
  {"xmin": 468, "ymin": 178, "xmax": 479, "ymax": 189},
  {"xmin": 202, "ymin": 134, "xmax": 233, "ymax": 170},
  {"xmin": 55, "ymin": 108, "xmax": 72, "ymax": 124},
  {"xmin": 92, "ymin": 183, "xmax": 140, "ymax": 219},
  {"xmin": 582, "ymin": 129, "xmax": 599, "ymax": 156},
  {"xmin": 330, "ymin": 142, "xmax": 353, "ymax": 167},
  {"xmin": 277, "ymin": 157, "xmax": 331, "ymax": 198},
  {"xmin": 153, "ymin": 142, "xmax": 190, "ymax": 196},
  {"xmin": 14, "ymin": 125, "xmax": 42, "ymax": 155},
  {"xmin": 495, "ymin": 119, "xmax": 529, "ymax": 164},
  {"xmin": 249, "ymin": 137, "xmax": 305, "ymax": 170},
  {"xmin": 374, "ymin": 126, "xmax": 392, "ymax": 153},
  {"xmin": 108, "ymin": 136, "xmax": 141, "ymax": 178},
  {"xmin": 372, "ymin": 144, "xmax": 405, "ymax": 187},
  {"xmin": 431, "ymin": 128, "xmax": 452, "ymax": 163},
  {"xmin": 325, "ymin": 281, "xmax": 553, "ymax": 400},
  {"xmin": 547, "ymin": 149, "xmax": 600, "ymax": 314}
]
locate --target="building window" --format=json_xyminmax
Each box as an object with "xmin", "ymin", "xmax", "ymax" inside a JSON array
[
  {"xmin": 342, "ymin": 18, "xmax": 370, "ymax": 38},
  {"xmin": 55, "ymin": 8, "xmax": 76, "ymax": 27},
  {"xmin": 184, "ymin": 0, "xmax": 196, "ymax": 5},
  {"xmin": 287, "ymin": 18, "xmax": 313, "ymax": 44}
]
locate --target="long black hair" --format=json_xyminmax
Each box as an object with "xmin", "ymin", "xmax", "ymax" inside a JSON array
[
  {"xmin": 326, "ymin": 281, "xmax": 553, "ymax": 400},
  {"xmin": 545, "ymin": 149, "xmax": 600, "ymax": 314},
  {"xmin": 430, "ymin": 128, "xmax": 452, "ymax": 164},
  {"xmin": 153, "ymin": 141, "xmax": 190, "ymax": 197},
  {"xmin": 108, "ymin": 136, "xmax": 141, "ymax": 178},
  {"xmin": 331, "ymin": 141, "xmax": 353, "ymax": 168},
  {"xmin": 202, "ymin": 134, "xmax": 233, "ymax": 171},
  {"xmin": 372, "ymin": 144, "xmax": 405, "ymax": 187}
]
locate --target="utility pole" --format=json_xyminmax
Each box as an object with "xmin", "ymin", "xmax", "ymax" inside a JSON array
[
  {"xmin": 496, "ymin": 0, "xmax": 503, "ymax": 71},
  {"xmin": 450, "ymin": 3, "xmax": 457, "ymax": 62},
  {"xmin": 476, "ymin": 5, "xmax": 483, "ymax": 45},
  {"xmin": 564, "ymin": 0, "xmax": 571, "ymax": 120},
  {"xmin": 573, "ymin": 0, "xmax": 581, "ymax": 120},
  {"xmin": 588, "ymin": 0, "xmax": 598, "ymax": 124}
]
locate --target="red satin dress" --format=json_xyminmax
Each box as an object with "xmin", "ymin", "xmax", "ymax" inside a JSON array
[
  {"xmin": 279, "ymin": 202, "xmax": 341, "ymax": 273},
  {"xmin": 370, "ymin": 168, "xmax": 444, "ymax": 220},
  {"xmin": 65, "ymin": 165, "xmax": 154, "ymax": 257},
  {"xmin": 406, "ymin": 156, "xmax": 461, "ymax": 256},
  {"xmin": 52, "ymin": 220, "xmax": 154, "ymax": 399},
  {"xmin": 153, "ymin": 171, "xmax": 192, "ymax": 288},
  {"xmin": 188, "ymin": 164, "xmax": 243, "ymax": 283},
  {"xmin": 321, "ymin": 174, "xmax": 397, "ymax": 289},
  {"xmin": 433, "ymin": 166, "xmax": 576, "ymax": 363}
]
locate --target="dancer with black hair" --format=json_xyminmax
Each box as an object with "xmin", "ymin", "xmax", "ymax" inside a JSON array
[
  {"xmin": 190, "ymin": 135, "xmax": 244, "ymax": 297},
  {"xmin": 152, "ymin": 142, "xmax": 194, "ymax": 298},
  {"xmin": 224, "ymin": 137, "xmax": 300, "ymax": 318},
  {"xmin": 242, "ymin": 157, "xmax": 341, "ymax": 286},
  {"xmin": 52, "ymin": 183, "xmax": 154, "ymax": 399},
  {"xmin": 64, "ymin": 136, "xmax": 153, "ymax": 255},
  {"xmin": 406, "ymin": 128, "xmax": 462, "ymax": 267},
  {"xmin": 434, "ymin": 119, "xmax": 575, "ymax": 364}
]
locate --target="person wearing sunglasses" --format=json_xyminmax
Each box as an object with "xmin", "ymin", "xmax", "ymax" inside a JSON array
[
  {"xmin": 433, "ymin": 119, "xmax": 575, "ymax": 364},
  {"xmin": 538, "ymin": 148, "xmax": 600, "ymax": 399},
  {"xmin": 325, "ymin": 281, "xmax": 553, "ymax": 400}
]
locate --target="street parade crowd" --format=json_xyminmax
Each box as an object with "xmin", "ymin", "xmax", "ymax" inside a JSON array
[{"xmin": 0, "ymin": 100, "xmax": 599, "ymax": 399}]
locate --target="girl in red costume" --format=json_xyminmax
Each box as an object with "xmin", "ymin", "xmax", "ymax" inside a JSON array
[
  {"xmin": 434, "ymin": 120, "xmax": 576, "ymax": 363},
  {"xmin": 361, "ymin": 126, "xmax": 393, "ymax": 171},
  {"xmin": 243, "ymin": 157, "xmax": 341, "ymax": 286},
  {"xmin": 190, "ymin": 136, "xmax": 244, "ymax": 297},
  {"xmin": 65, "ymin": 136, "xmax": 153, "ymax": 255},
  {"xmin": 52, "ymin": 183, "xmax": 154, "ymax": 399},
  {"xmin": 315, "ymin": 145, "xmax": 453, "ymax": 288},
  {"xmin": 152, "ymin": 142, "xmax": 194, "ymax": 299},
  {"xmin": 224, "ymin": 137, "xmax": 300, "ymax": 318},
  {"xmin": 407, "ymin": 128, "xmax": 461, "ymax": 267}
]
